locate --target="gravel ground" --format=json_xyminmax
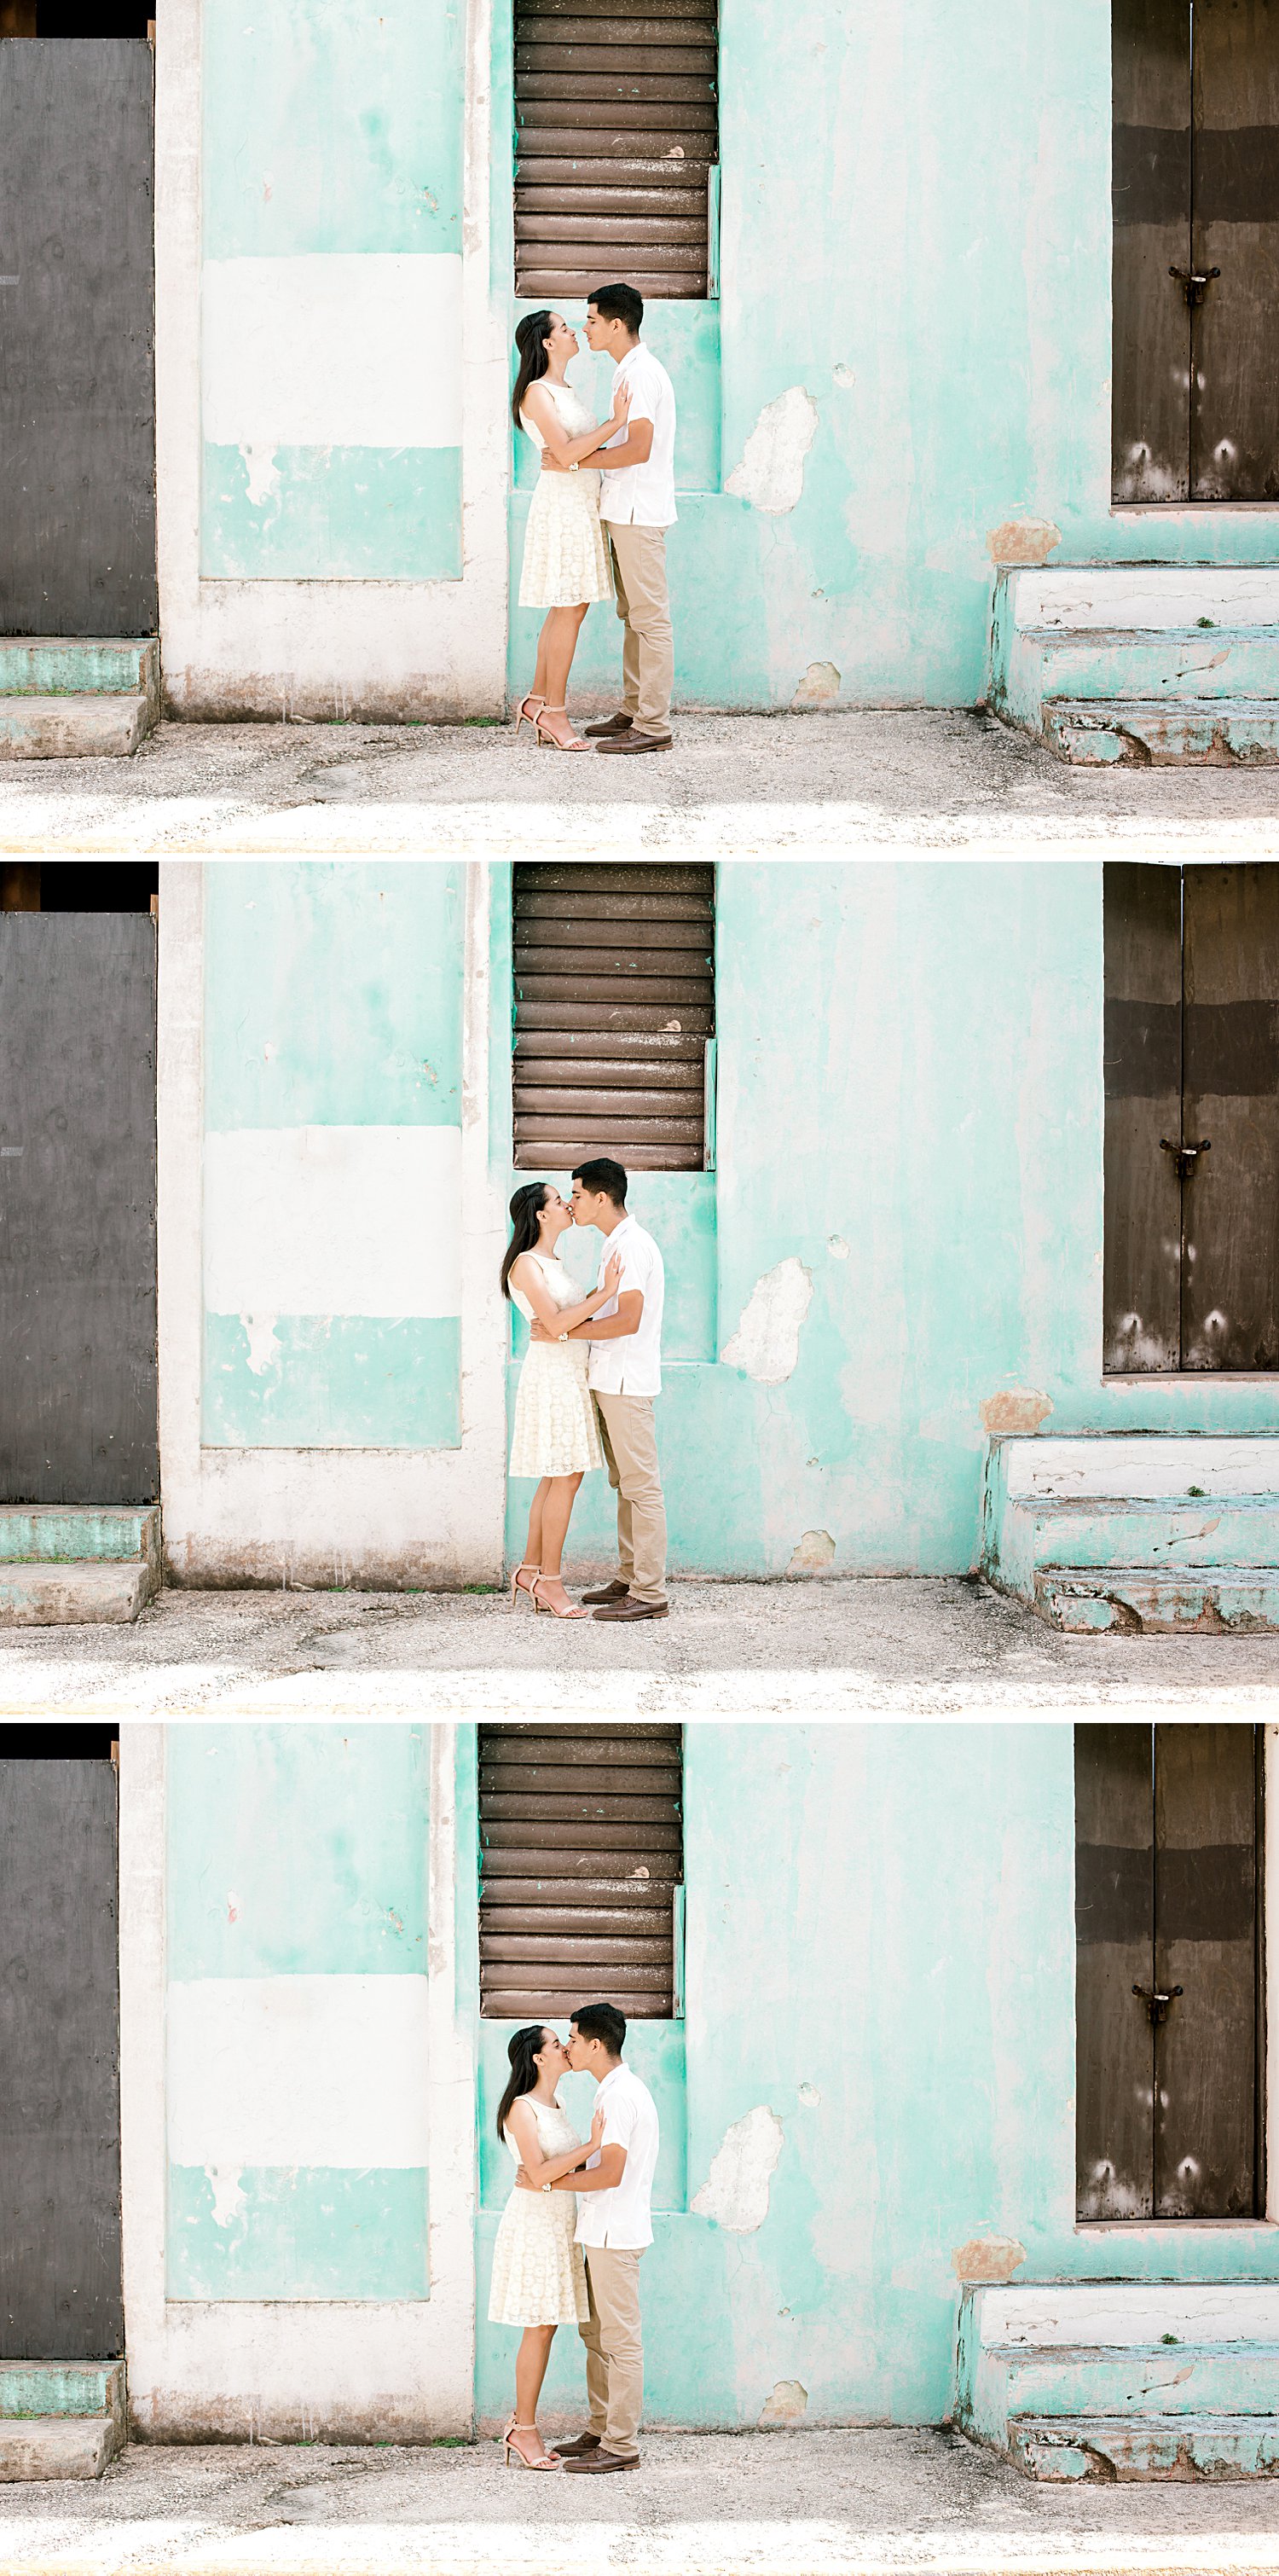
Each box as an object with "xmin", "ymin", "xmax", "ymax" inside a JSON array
[
  {"xmin": 3, "ymin": 2430, "xmax": 1279, "ymax": 2576},
  {"xmin": 3, "ymin": 1579, "xmax": 1278, "ymax": 1718},
  {"xmin": 2, "ymin": 711, "xmax": 1279, "ymax": 851}
]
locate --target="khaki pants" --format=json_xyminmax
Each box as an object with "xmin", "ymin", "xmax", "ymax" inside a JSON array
[
  {"xmin": 593, "ymin": 1392, "xmax": 667, "ymax": 1605},
  {"xmin": 580, "ymin": 2246, "xmax": 644, "ymax": 2457},
  {"xmin": 605, "ymin": 523, "xmax": 674, "ymax": 738}
]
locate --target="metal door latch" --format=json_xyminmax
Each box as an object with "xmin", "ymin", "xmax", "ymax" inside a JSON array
[
  {"xmin": 1160, "ymin": 1137, "xmax": 1211, "ymax": 1178},
  {"xmin": 1133, "ymin": 1983, "xmax": 1183, "ymax": 2024},
  {"xmin": 1169, "ymin": 265, "xmax": 1220, "ymax": 305}
]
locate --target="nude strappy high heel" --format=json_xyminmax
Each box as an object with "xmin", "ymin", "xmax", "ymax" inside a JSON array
[
  {"xmin": 512, "ymin": 693, "xmax": 545, "ymax": 737},
  {"xmin": 535, "ymin": 705, "xmax": 590, "ymax": 751},
  {"xmin": 504, "ymin": 2416, "xmax": 563, "ymax": 2470},
  {"xmin": 509, "ymin": 1563, "xmax": 540, "ymax": 1610},
  {"xmin": 531, "ymin": 1575, "xmax": 588, "ymax": 1621}
]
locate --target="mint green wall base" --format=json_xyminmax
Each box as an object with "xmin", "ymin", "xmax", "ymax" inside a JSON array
[
  {"xmin": 203, "ymin": 1312, "xmax": 461, "ymax": 1448},
  {"xmin": 202, "ymin": 444, "xmax": 462, "ymax": 582},
  {"xmin": 168, "ymin": 2165, "xmax": 430, "ymax": 2300}
]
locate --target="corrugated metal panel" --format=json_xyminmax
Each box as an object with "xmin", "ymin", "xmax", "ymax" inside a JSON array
[
  {"xmin": 512, "ymin": 862, "xmax": 715, "ymax": 1169},
  {"xmin": 515, "ymin": 0, "xmax": 718, "ymax": 299},
  {"xmin": 479, "ymin": 1723, "xmax": 683, "ymax": 2018}
]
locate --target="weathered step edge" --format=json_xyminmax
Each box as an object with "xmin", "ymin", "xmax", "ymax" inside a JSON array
[
  {"xmin": 0, "ymin": 693, "xmax": 153, "ymax": 760},
  {"xmin": 1045, "ymin": 697, "xmax": 1279, "ymax": 769},
  {"xmin": 1011, "ymin": 2411, "xmax": 1279, "ymax": 2482},
  {"xmin": 0, "ymin": 1560, "xmax": 156, "ymax": 1627},
  {"xmin": 1034, "ymin": 1566, "xmax": 1279, "ymax": 1634}
]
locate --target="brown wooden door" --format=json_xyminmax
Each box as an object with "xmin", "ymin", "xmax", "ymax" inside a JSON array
[
  {"xmin": 1113, "ymin": 0, "xmax": 1279, "ymax": 502},
  {"xmin": 1104, "ymin": 862, "xmax": 1279, "ymax": 1372},
  {"xmin": 1076, "ymin": 1722, "xmax": 1262, "ymax": 2222}
]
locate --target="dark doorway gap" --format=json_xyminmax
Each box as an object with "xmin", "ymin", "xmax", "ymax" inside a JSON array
[
  {"xmin": 0, "ymin": 1723, "xmax": 117, "ymax": 1759},
  {"xmin": 2, "ymin": 8, "xmax": 153, "ymax": 33},
  {"xmin": 1, "ymin": 860, "xmax": 158, "ymax": 911}
]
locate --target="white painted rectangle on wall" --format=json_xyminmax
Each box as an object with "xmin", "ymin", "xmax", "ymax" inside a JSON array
[
  {"xmin": 203, "ymin": 1124, "xmax": 462, "ymax": 1318},
  {"xmin": 167, "ymin": 1975, "xmax": 431, "ymax": 2167},
  {"xmin": 202, "ymin": 253, "xmax": 464, "ymax": 449}
]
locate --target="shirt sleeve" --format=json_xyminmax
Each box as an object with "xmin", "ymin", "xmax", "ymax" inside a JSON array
[
  {"xmin": 601, "ymin": 2090, "xmax": 639, "ymax": 2150},
  {"xmin": 624, "ymin": 361, "xmax": 657, "ymax": 428}
]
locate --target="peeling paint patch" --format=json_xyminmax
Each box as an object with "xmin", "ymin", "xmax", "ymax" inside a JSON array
[
  {"xmin": 692, "ymin": 2105, "xmax": 784, "ymax": 2233},
  {"xmin": 722, "ymin": 1257, "xmax": 813, "ymax": 1384},
  {"xmin": 986, "ymin": 517, "xmax": 1062, "ymax": 566},
  {"xmin": 794, "ymin": 660, "xmax": 841, "ymax": 707},
  {"xmin": 239, "ymin": 444, "xmax": 281, "ymax": 509},
  {"xmin": 760, "ymin": 2378, "xmax": 808, "ymax": 2423},
  {"xmin": 832, "ymin": 363, "xmax": 855, "ymax": 389},
  {"xmin": 726, "ymin": 387, "xmax": 819, "ymax": 514},
  {"xmin": 980, "ymin": 1388, "xmax": 1053, "ymax": 1436},
  {"xmin": 240, "ymin": 1313, "xmax": 284, "ymax": 1378},
  {"xmin": 797, "ymin": 2082, "xmax": 821, "ymax": 2106},
  {"xmin": 951, "ymin": 2234, "xmax": 1027, "ymax": 2283},
  {"xmin": 789, "ymin": 1529, "xmax": 836, "ymax": 1573},
  {"xmin": 827, "ymin": 1235, "xmax": 848, "ymax": 1260},
  {"xmin": 205, "ymin": 2165, "xmax": 246, "ymax": 2229}
]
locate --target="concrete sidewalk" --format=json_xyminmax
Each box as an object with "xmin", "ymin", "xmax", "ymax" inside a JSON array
[
  {"xmin": 2, "ymin": 711, "xmax": 1279, "ymax": 854},
  {"xmin": 3, "ymin": 2431, "xmax": 1279, "ymax": 2576},
  {"xmin": 3, "ymin": 1579, "xmax": 1279, "ymax": 1717}
]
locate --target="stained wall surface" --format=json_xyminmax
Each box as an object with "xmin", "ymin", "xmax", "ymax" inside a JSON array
[{"xmin": 130, "ymin": 1720, "xmax": 1279, "ymax": 2436}]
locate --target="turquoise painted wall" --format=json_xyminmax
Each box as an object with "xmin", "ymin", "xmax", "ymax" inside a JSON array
[
  {"xmin": 497, "ymin": 860, "xmax": 1279, "ymax": 1578},
  {"xmin": 201, "ymin": 0, "xmax": 463, "ymax": 580},
  {"xmin": 497, "ymin": 0, "xmax": 1279, "ymax": 709},
  {"xmin": 166, "ymin": 1725, "xmax": 431, "ymax": 2300},
  {"xmin": 202, "ymin": 861, "xmax": 465, "ymax": 1449},
  {"xmin": 469, "ymin": 1723, "xmax": 1279, "ymax": 2430}
]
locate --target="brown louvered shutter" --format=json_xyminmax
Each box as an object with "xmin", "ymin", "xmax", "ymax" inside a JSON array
[
  {"xmin": 479, "ymin": 1723, "xmax": 683, "ymax": 2019},
  {"xmin": 514, "ymin": 0, "xmax": 719, "ymax": 300},
  {"xmin": 513, "ymin": 861, "xmax": 714, "ymax": 1170}
]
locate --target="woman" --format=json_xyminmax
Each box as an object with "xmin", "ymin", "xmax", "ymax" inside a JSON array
[
  {"xmin": 489, "ymin": 2023, "xmax": 604, "ymax": 2470},
  {"xmin": 511, "ymin": 309, "xmax": 631, "ymax": 751},
  {"xmin": 503, "ymin": 1181, "xmax": 622, "ymax": 1620}
]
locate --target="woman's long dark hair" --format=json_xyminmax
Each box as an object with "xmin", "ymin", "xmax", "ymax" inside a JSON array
[
  {"xmin": 501, "ymin": 1181, "xmax": 549, "ymax": 1299},
  {"xmin": 496, "ymin": 2022, "xmax": 551, "ymax": 2140},
  {"xmin": 512, "ymin": 308, "xmax": 554, "ymax": 427}
]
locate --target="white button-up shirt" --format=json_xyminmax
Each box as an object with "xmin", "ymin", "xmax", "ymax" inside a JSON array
[
  {"xmin": 586, "ymin": 1213, "xmax": 664, "ymax": 1398},
  {"xmin": 575, "ymin": 2063, "xmax": 660, "ymax": 2250},
  {"xmin": 598, "ymin": 345, "xmax": 678, "ymax": 530}
]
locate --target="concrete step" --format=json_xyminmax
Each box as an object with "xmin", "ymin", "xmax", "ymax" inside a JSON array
[
  {"xmin": 1035, "ymin": 1564, "xmax": 1279, "ymax": 1633},
  {"xmin": 0, "ymin": 636, "xmax": 159, "ymax": 700},
  {"xmin": 0, "ymin": 2361, "xmax": 126, "ymax": 2482},
  {"xmin": 1045, "ymin": 697, "xmax": 1279, "ymax": 766},
  {"xmin": 0, "ymin": 1560, "xmax": 153, "ymax": 1625},
  {"xmin": 0, "ymin": 2416, "xmax": 119, "ymax": 2480},
  {"xmin": 988, "ymin": 566, "xmax": 1279, "ymax": 748},
  {"xmin": 0, "ymin": 1504, "xmax": 160, "ymax": 1574},
  {"xmin": 958, "ymin": 2286, "xmax": 1279, "ymax": 2461},
  {"xmin": 1011, "ymin": 2414, "xmax": 1279, "ymax": 2482},
  {"xmin": 0, "ymin": 693, "xmax": 153, "ymax": 758}
]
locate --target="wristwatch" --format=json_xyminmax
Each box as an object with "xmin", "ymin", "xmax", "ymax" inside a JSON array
[
  {"xmin": 569, "ymin": 460, "xmax": 580, "ymax": 473},
  {"xmin": 541, "ymin": 2181, "xmax": 553, "ymax": 2193}
]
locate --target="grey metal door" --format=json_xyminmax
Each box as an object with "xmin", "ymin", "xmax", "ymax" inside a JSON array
[
  {"xmin": 0, "ymin": 1743, "xmax": 123, "ymax": 2358},
  {"xmin": 1103, "ymin": 862, "xmax": 1279, "ymax": 1372},
  {"xmin": 1076, "ymin": 1722, "xmax": 1262, "ymax": 2221},
  {"xmin": 0, "ymin": 38, "xmax": 156, "ymax": 633},
  {"xmin": 1113, "ymin": 0, "xmax": 1279, "ymax": 502},
  {"xmin": 0, "ymin": 914, "xmax": 157, "ymax": 1501}
]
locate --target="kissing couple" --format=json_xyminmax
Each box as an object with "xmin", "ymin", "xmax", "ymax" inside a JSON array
[
  {"xmin": 502, "ymin": 1157, "xmax": 668, "ymax": 1622},
  {"xmin": 510, "ymin": 281, "xmax": 677, "ymax": 753},
  {"xmin": 489, "ymin": 2002, "xmax": 660, "ymax": 2472}
]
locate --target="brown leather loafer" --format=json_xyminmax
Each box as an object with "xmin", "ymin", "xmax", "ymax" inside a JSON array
[
  {"xmin": 564, "ymin": 2447, "xmax": 640, "ymax": 2474},
  {"xmin": 580, "ymin": 1581, "xmax": 630, "ymax": 1605},
  {"xmin": 582, "ymin": 713, "xmax": 633, "ymax": 737},
  {"xmin": 593, "ymin": 730, "xmax": 672, "ymax": 755},
  {"xmin": 591, "ymin": 1595, "xmax": 669, "ymax": 1621}
]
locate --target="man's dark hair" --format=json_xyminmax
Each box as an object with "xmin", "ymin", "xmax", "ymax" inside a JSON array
[
  {"xmin": 573, "ymin": 2001, "xmax": 627, "ymax": 2056},
  {"xmin": 588, "ymin": 282, "xmax": 644, "ymax": 337},
  {"xmin": 573, "ymin": 1157, "xmax": 628, "ymax": 1208}
]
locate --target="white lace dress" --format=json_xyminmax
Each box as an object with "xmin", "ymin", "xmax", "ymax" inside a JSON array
[
  {"xmin": 489, "ymin": 2097, "xmax": 589, "ymax": 2326},
  {"xmin": 518, "ymin": 380, "xmax": 613, "ymax": 608},
  {"xmin": 510, "ymin": 1251, "xmax": 604, "ymax": 1479}
]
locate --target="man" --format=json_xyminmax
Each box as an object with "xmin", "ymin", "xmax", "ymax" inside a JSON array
[
  {"xmin": 542, "ymin": 282, "xmax": 677, "ymax": 754},
  {"xmin": 531, "ymin": 1155, "xmax": 668, "ymax": 1621},
  {"xmin": 516, "ymin": 2002, "xmax": 659, "ymax": 2473}
]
